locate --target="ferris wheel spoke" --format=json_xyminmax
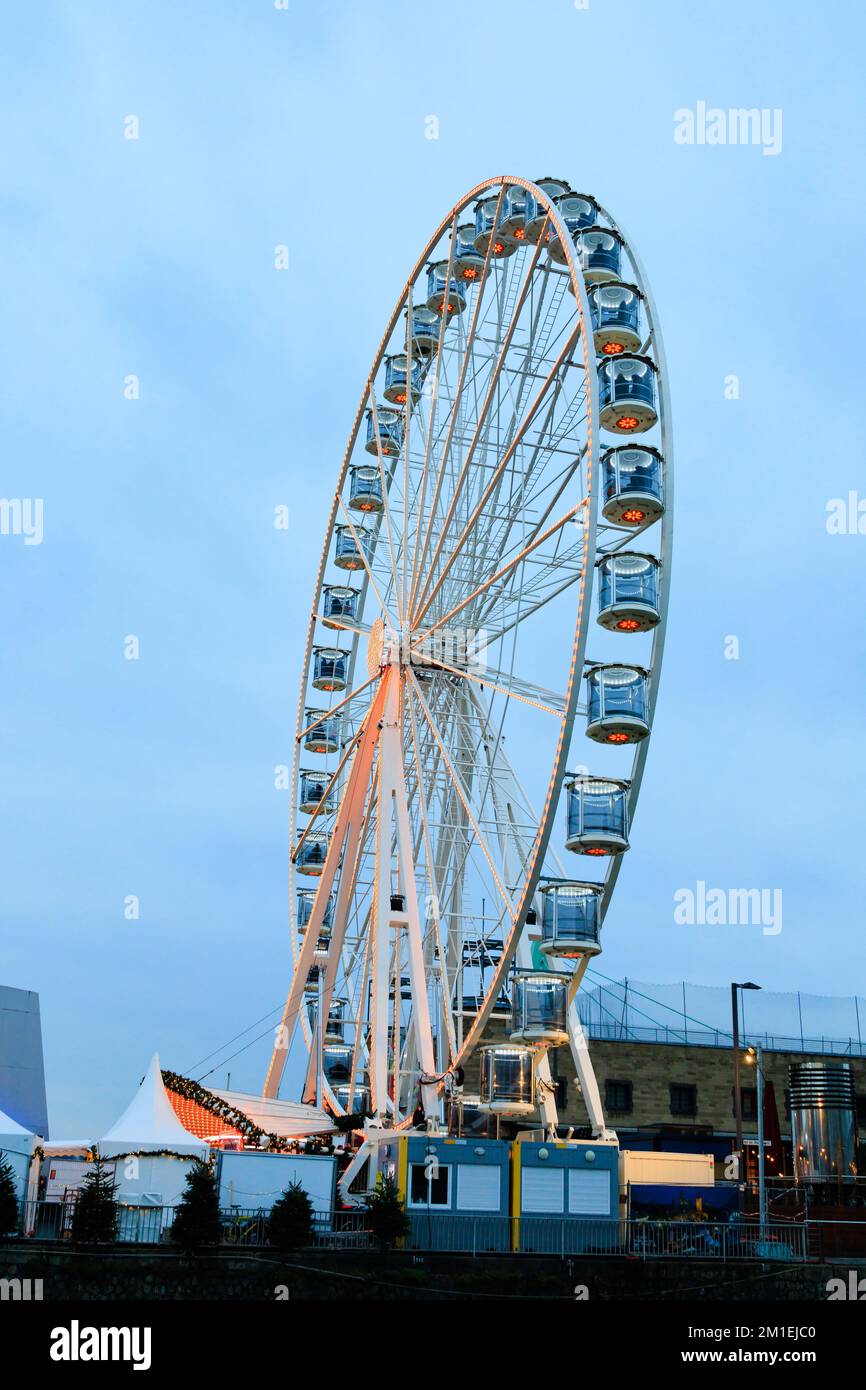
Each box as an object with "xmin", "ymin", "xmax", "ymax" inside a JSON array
[
  {"xmin": 407, "ymin": 671, "xmax": 515, "ymax": 921},
  {"xmin": 414, "ymin": 498, "xmax": 587, "ymax": 643},
  {"xmin": 413, "ymin": 324, "xmax": 582, "ymax": 628},
  {"xmin": 408, "ymin": 220, "xmax": 549, "ymax": 623}
]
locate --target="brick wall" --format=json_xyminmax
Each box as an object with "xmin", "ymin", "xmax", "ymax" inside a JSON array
[{"xmin": 467, "ymin": 1024, "xmax": 866, "ymax": 1140}]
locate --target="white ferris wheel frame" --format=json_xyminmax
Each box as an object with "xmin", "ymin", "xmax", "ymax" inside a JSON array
[{"xmin": 263, "ymin": 176, "xmax": 673, "ymax": 1140}]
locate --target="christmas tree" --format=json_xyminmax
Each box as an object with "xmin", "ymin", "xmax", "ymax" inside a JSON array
[
  {"xmin": 366, "ymin": 1174, "xmax": 408, "ymax": 1250},
  {"xmin": 267, "ymin": 1180, "xmax": 315, "ymax": 1250},
  {"xmin": 170, "ymin": 1159, "xmax": 221, "ymax": 1251},
  {"xmin": 0, "ymin": 1153, "xmax": 20, "ymax": 1239},
  {"xmin": 71, "ymin": 1155, "xmax": 118, "ymax": 1244}
]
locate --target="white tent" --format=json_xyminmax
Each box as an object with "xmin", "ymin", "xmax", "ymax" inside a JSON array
[
  {"xmin": 98, "ymin": 1054, "xmax": 209, "ymax": 1228},
  {"xmin": 0, "ymin": 1104, "xmax": 37, "ymax": 1205},
  {"xmin": 99, "ymin": 1053, "xmax": 208, "ymax": 1159}
]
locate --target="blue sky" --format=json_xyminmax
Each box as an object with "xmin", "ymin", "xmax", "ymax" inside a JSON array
[{"xmin": 2, "ymin": 1, "xmax": 865, "ymax": 1136}]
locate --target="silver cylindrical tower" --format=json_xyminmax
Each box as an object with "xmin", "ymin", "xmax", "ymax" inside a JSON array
[{"xmin": 789, "ymin": 1060, "xmax": 857, "ymax": 1180}]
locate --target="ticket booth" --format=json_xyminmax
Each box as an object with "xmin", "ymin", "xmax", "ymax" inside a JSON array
[
  {"xmin": 513, "ymin": 1139, "xmax": 620, "ymax": 1253},
  {"xmin": 396, "ymin": 1134, "xmax": 512, "ymax": 1252}
]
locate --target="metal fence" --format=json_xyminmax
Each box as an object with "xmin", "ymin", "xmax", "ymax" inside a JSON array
[
  {"xmin": 13, "ymin": 1202, "xmax": 810, "ymax": 1260},
  {"xmin": 16, "ymin": 1201, "xmax": 372, "ymax": 1250}
]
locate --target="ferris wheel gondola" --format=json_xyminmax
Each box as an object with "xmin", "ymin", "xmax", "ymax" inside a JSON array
[{"xmin": 264, "ymin": 176, "xmax": 672, "ymax": 1157}]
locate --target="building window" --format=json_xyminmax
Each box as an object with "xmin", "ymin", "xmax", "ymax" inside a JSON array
[
  {"xmin": 408, "ymin": 1161, "xmax": 450, "ymax": 1208},
  {"xmin": 669, "ymin": 1083, "xmax": 697, "ymax": 1118},
  {"xmin": 605, "ymin": 1079, "xmax": 633, "ymax": 1115},
  {"xmin": 732, "ymin": 1086, "xmax": 758, "ymax": 1120}
]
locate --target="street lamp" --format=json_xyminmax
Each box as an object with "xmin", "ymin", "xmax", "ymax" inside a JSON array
[
  {"xmin": 746, "ymin": 1044, "xmax": 766, "ymax": 1236},
  {"xmin": 731, "ymin": 982, "xmax": 761, "ymax": 1184}
]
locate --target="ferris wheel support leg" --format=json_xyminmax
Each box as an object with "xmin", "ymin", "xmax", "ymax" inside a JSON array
[
  {"xmin": 568, "ymin": 1001, "xmax": 616, "ymax": 1143},
  {"xmin": 337, "ymin": 1137, "xmax": 375, "ymax": 1207},
  {"xmin": 264, "ymin": 678, "xmax": 387, "ymax": 1101},
  {"xmin": 373, "ymin": 669, "xmax": 440, "ymax": 1128},
  {"xmin": 535, "ymin": 1052, "xmax": 560, "ymax": 1138}
]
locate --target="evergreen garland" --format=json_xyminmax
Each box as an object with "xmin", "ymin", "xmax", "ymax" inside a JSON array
[{"xmin": 161, "ymin": 1071, "xmax": 335, "ymax": 1155}]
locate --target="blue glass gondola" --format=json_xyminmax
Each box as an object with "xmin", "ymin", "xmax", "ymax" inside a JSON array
[
  {"xmin": 407, "ymin": 305, "xmax": 441, "ymax": 355},
  {"xmin": 589, "ymin": 281, "xmax": 643, "ymax": 355},
  {"xmin": 601, "ymin": 446, "xmax": 664, "ymax": 526},
  {"xmin": 426, "ymin": 260, "xmax": 467, "ymax": 315},
  {"xmin": 525, "ymin": 176, "xmax": 571, "ymax": 243},
  {"xmin": 333, "ymin": 1084, "xmax": 371, "ymax": 1115},
  {"xmin": 312, "ymin": 646, "xmax": 347, "ymax": 692},
  {"xmin": 303, "ymin": 707, "xmax": 342, "ymax": 754},
  {"xmin": 297, "ymin": 889, "xmax": 334, "ymax": 930},
  {"xmin": 565, "ymin": 776, "xmax": 630, "ymax": 856},
  {"xmin": 575, "ymin": 226, "xmax": 623, "ymax": 284},
  {"xmin": 478, "ymin": 1046, "xmax": 535, "ymax": 1114},
  {"xmin": 598, "ymin": 353, "xmax": 658, "ymax": 433},
  {"xmin": 453, "ymin": 222, "xmax": 485, "ymax": 282},
  {"xmin": 585, "ymin": 664, "xmax": 650, "ymax": 744},
  {"xmin": 539, "ymin": 881, "xmax": 603, "ymax": 958},
  {"xmin": 473, "ymin": 195, "xmax": 518, "ymax": 258},
  {"xmin": 364, "ymin": 406, "xmax": 403, "ymax": 457},
  {"xmin": 596, "ymin": 552, "xmax": 660, "ymax": 632},
  {"xmin": 549, "ymin": 192, "xmax": 599, "ymax": 264},
  {"xmin": 322, "ymin": 1044, "xmax": 353, "ymax": 1083},
  {"xmin": 384, "ymin": 353, "xmax": 422, "ymax": 405},
  {"xmin": 296, "ymin": 829, "xmax": 330, "ymax": 876},
  {"xmin": 299, "ymin": 767, "xmax": 337, "ymax": 814},
  {"xmin": 500, "ymin": 184, "xmax": 529, "ymax": 239},
  {"xmin": 509, "ymin": 969, "xmax": 570, "ymax": 1045},
  {"xmin": 322, "ymin": 584, "xmax": 358, "ymax": 626},
  {"xmin": 349, "ymin": 465, "xmax": 384, "ymax": 512},
  {"xmin": 334, "ymin": 523, "xmax": 372, "ymax": 572}
]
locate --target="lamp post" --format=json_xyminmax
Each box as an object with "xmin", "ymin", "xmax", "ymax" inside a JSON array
[
  {"xmin": 750, "ymin": 1045, "xmax": 767, "ymax": 1234},
  {"xmin": 731, "ymin": 982, "xmax": 761, "ymax": 1184}
]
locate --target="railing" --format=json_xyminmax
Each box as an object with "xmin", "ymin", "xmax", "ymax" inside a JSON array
[
  {"xmin": 13, "ymin": 1201, "xmax": 812, "ymax": 1260},
  {"xmin": 15, "ymin": 1201, "xmax": 373, "ymax": 1250},
  {"xmin": 403, "ymin": 1215, "xmax": 807, "ymax": 1260},
  {"xmin": 577, "ymin": 1021, "xmax": 866, "ymax": 1057}
]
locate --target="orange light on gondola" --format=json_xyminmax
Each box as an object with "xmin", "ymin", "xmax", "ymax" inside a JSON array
[
  {"xmin": 602, "ymin": 342, "xmax": 624, "ymax": 355},
  {"xmin": 513, "ymin": 227, "xmax": 526, "ymax": 240},
  {"xmin": 493, "ymin": 241, "xmax": 505, "ymax": 254},
  {"xmin": 616, "ymin": 618, "xmax": 640, "ymax": 632},
  {"xmin": 621, "ymin": 508, "xmax": 646, "ymax": 523},
  {"xmin": 461, "ymin": 267, "xmax": 479, "ymax": 280},
  {"xmin": 585, "ymin": 847, "xmax": 607, "ymax": 856},
  {"xmin": 606, "ymin": 732, "xmax": 629, "ymax": 744},
  {"xmin": 616, "ymin": 415, "xmax": 639, "ymax": 430}
]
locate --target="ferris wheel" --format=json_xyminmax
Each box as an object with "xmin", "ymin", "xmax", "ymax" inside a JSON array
[{"xmin": 263, "ymin": 176, "xmax": 672, "ymax": 1146}]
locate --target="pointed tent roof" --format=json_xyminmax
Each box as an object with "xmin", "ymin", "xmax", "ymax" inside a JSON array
[
  {"xmin": 0, "ymin": 1102, "xmax": 36, "ymax": 1158},
  {"xmin": 99, "ymin": 1054, "xmax": 208, "ymax": 1157}
]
